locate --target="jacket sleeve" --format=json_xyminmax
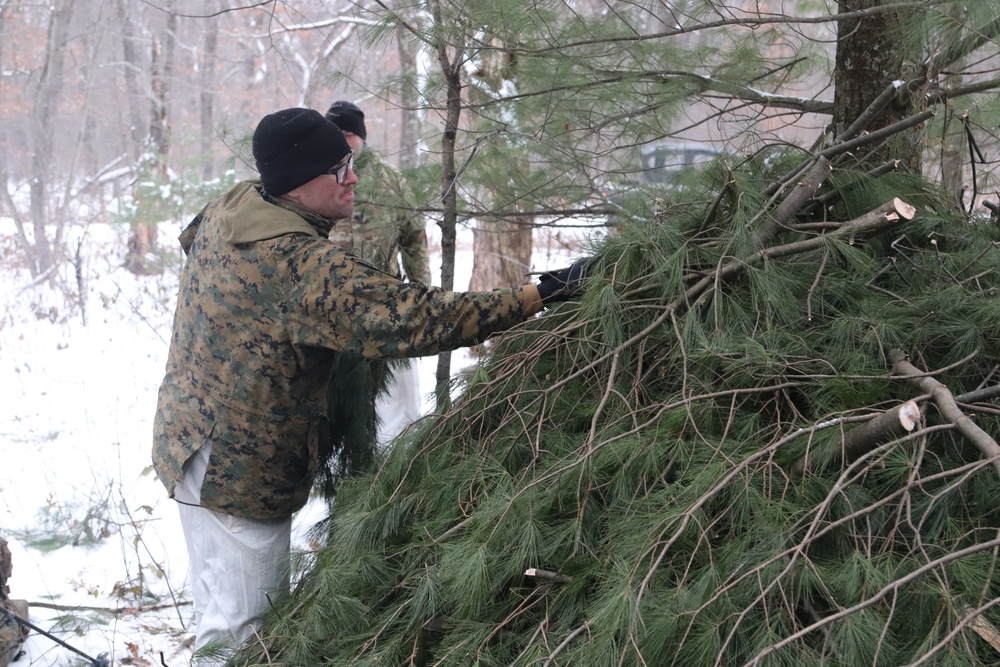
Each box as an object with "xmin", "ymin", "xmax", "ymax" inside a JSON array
[
  {"xmin": 397, "ymin": 217, "xmax": 432, "ymax": 285},
  {"xmin": 283, "ymin": 237, "xmax": 541, "ymax": 359}
]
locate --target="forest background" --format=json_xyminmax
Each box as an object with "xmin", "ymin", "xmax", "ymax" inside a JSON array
[{"xmin": 5, "ymin": 0, "xmax": 1000, "ymax": 665}]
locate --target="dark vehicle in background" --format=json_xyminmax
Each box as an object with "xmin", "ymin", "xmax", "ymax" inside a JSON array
[
  {"xmin": 600, "ymin": 141, "xmax": 727, "ymax": 228},
  {"xmin": 638, "ymin": 142, "xmax": 723, "ymax": 185}
]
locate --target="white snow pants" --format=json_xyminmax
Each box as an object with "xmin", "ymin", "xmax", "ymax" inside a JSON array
[{"xmin": 174, "ymin": 441, "xmax": 292, "ymax": 660}]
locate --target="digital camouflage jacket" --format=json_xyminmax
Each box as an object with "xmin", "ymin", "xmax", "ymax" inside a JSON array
[{"xmin": 152, "ymin": 181, "xmax": 541, "ymax": 519}]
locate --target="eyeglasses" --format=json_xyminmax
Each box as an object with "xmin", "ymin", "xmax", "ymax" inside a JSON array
[{"xmin": 325, "ymin": 151, "xmax": 354, "ymax": 184}]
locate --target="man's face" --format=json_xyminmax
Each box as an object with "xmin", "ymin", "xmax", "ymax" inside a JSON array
[
  {"xmin": 282, "ymin": 153, "xmax": 358, "ymax": 219},
  {"xmin": 344, "ymin": 133, "xmax": 364, "ymax": 156}
]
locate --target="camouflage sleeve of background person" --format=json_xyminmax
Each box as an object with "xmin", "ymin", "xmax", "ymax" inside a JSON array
[
  {"xmin": 351, "ymin": 150, "xmax": 432, "ymax": 284},
  {"xmin": 382, "ymin": 152, "xmax": 431, "ymax": 284},
  {"xmin": 386, "ymin": 156, "xmax": 432, "ymax": 284},
  {"xmin": 396, "ymin": 210, "xmax": 431, "ymax": 285}
]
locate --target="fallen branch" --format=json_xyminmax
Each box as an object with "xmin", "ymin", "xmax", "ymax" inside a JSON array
[
  {"xmin": 789, "ymin": 400, "xmax": 921, "ymax": 478},
  {"xmin": 956, "ymin": 385, "xmax": 1000, "ymax": 405},
  {"xmin": 700, "ymin": 198, "xmax": 915, "ymax": 308},
  {"xmin": 765, "ymin": 109, "xmax": 935, "ymax": 198},
  {"xmin": 751, "ymin": 156, "xmax": 831, "ymax": 249},
  {"xmin": 524, "ymin": 567, "xmax": 573, "ymax": 583},
  {"xmin": 890, "ymin": 349, "xmax": 1000, "ymax": 477},
  {"xmin": 26, "ymin": 599, "xmax": 192, "ymax": 615}
]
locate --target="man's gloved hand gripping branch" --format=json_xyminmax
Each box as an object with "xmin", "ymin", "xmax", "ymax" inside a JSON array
[{"xmin": 535, "ymin": 256, "xmax": 595, "ymax": 306}]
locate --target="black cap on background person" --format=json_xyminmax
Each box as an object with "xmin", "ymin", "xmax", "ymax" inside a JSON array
[
  {"xmin": 325, "ymin": 101, "xmax": 367, "ymax": 141},
  {"xmin": 252, "ymin": 108, "xmax": 352, "ymax": 196}
]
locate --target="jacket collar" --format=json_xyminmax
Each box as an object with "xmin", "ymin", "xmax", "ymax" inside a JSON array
[
  {"xmin": 213, "ymin": 181, "xmax": 335, "ymax": 244},
  {"xmin": 260, "ymin": 188, "xmax": 336, "ymax": 238},
  {"xmin": 181, "ymin": 180, "xmax": 340, "ymax": 252}
]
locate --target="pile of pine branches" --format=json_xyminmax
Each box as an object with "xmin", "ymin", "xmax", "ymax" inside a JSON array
[{"xmin": 237, "ymin": 144, "xmax": 1000, "ymax": 666}]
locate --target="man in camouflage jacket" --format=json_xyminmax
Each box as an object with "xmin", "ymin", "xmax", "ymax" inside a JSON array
[{"xmin": 151, "ymin": 107, "xmax": 588, "ymax": 656}]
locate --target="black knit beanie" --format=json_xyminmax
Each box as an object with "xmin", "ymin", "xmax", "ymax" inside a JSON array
[
  {"xmin": 325, "ymin": 100, "xmax": 367, "ymax": 141},
  {"xmin": 252, "ymin": 108, "xmax": 352, "ymax": 196}
]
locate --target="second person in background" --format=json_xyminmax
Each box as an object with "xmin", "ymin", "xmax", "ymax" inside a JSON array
[{"xmin": 325, "ymin": 100, "xmax": 428, "ymax": 447}]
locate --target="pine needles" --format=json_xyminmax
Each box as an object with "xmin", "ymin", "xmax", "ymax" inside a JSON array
[{"xmin": 235, "ymin": 157, "xmax": 1000, "ymax": 667}]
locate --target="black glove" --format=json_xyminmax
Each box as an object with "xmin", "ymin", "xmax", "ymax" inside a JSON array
[{"xmin": 536, "ymin": 257, "xmax": 593, "ymax": 305}]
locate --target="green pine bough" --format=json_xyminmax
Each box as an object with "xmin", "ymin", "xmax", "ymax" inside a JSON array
[{"xmin": 237, "ymin": 150, "xmax": 1000, "ymax": 667}]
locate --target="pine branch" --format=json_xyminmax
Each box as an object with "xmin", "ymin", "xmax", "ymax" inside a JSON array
[
  {"xmin": 789, "ymin": 354, "xmax": 1000, "ymax": 479},
  {"xmin": 745, "ymin": 535, "xmax": 1000, "ymax": 667},
  {"xmin": 788, "ymin": 400, "xmax": 921, "ymax": 478},
  {"xmin": 765, "ymin": 110, "xmax": 934, "ymax": 198},
  {"xmin": 890, "ymin": 349, "xmax": 1000, "ymax": 478},
  {"xmin": 709, "ymin": 198, "xmax": 915, "ymax": 289},
  {"xmin": 931, "ymin": 14, "xmax": 1000, "ymax": 79},
  {"xmin": 545, "ymin": 199, "xmax": 915, "ymax": 399},
  {"xmin": 750, "ymin": 156, "xmax": 831, "ymax": 249},
  {"xmin": 818, "ymin": 110, "xmax": 936, "ymax": 164},
  {"xmin": 809, "ymin": 160, "xmax": 901, "ymax": 210},
  {"xmin": 881, "ymin": 598, "xmax": 1000, "ymax": 666}
]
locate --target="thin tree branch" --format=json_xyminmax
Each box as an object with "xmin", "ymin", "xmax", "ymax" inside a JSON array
[
  {"xmin": 26, "ymin": 599, "xmax": 192, "ymax": 615},
  {"xmin": 789, "ymin": 400, "xmax": 921, "ymax": 478},
  {"xmin": 835, "ymin": 82, "xmax": 908, "ymax": 144},
  {"xmin": 543, "ymin": 622, "xmax": 590, "ymax": 667},
  {"xmin": 744, "ymin": 535, "xmax": 1000, "ymax": 667},
  {"xmin": 520, "ymin": 2, "xmax": 936, "ymax": 55},
  {"xmin": 890, "ymin": 349, "xmax": 1000, "ymax": 477}
]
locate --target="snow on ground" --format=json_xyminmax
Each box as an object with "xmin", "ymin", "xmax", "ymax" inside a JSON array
[{"xmin": 0, "ymin": 215, "xmax": 593, "ymax": 666}]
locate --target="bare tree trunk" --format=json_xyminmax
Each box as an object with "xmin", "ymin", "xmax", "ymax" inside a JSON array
[
  {"xmin": 149, "ymin": 11, "xmax": 174, "ymax": 162},
  {"xmin": 0, "ymin": 4, "xmax": 30, "ymax": 269},
  {"xmin": 431, "ymin": 0, "xmax": 465, "ymax": 409},
  {"xmin": 396, "ymin": 19, "xmax": 419, "ymax": 171},
  {"xmin": 116, "ymin": 0, "xmax": 145, "ymax": 163},
  {"xmin": 126, "ymin": 6, "xmax": 175, "ymax": 276},
  {"xmin": 200, "ymin": 12, "xmax": 218, "ymax": 181},
  {"xmin": 937, "ymin": 2, "xmax": 968, "ymax": 212},
  {"xmin": 27, "ymin": 0, "xmax": 74, "ymax": 278},
  {"xmin": 469, "ymin": 215, "xmax": 533, "ymax": 290},
  {"xmin": 833, "ymin": 0, "xmax": 922, "ymax": 172}
]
